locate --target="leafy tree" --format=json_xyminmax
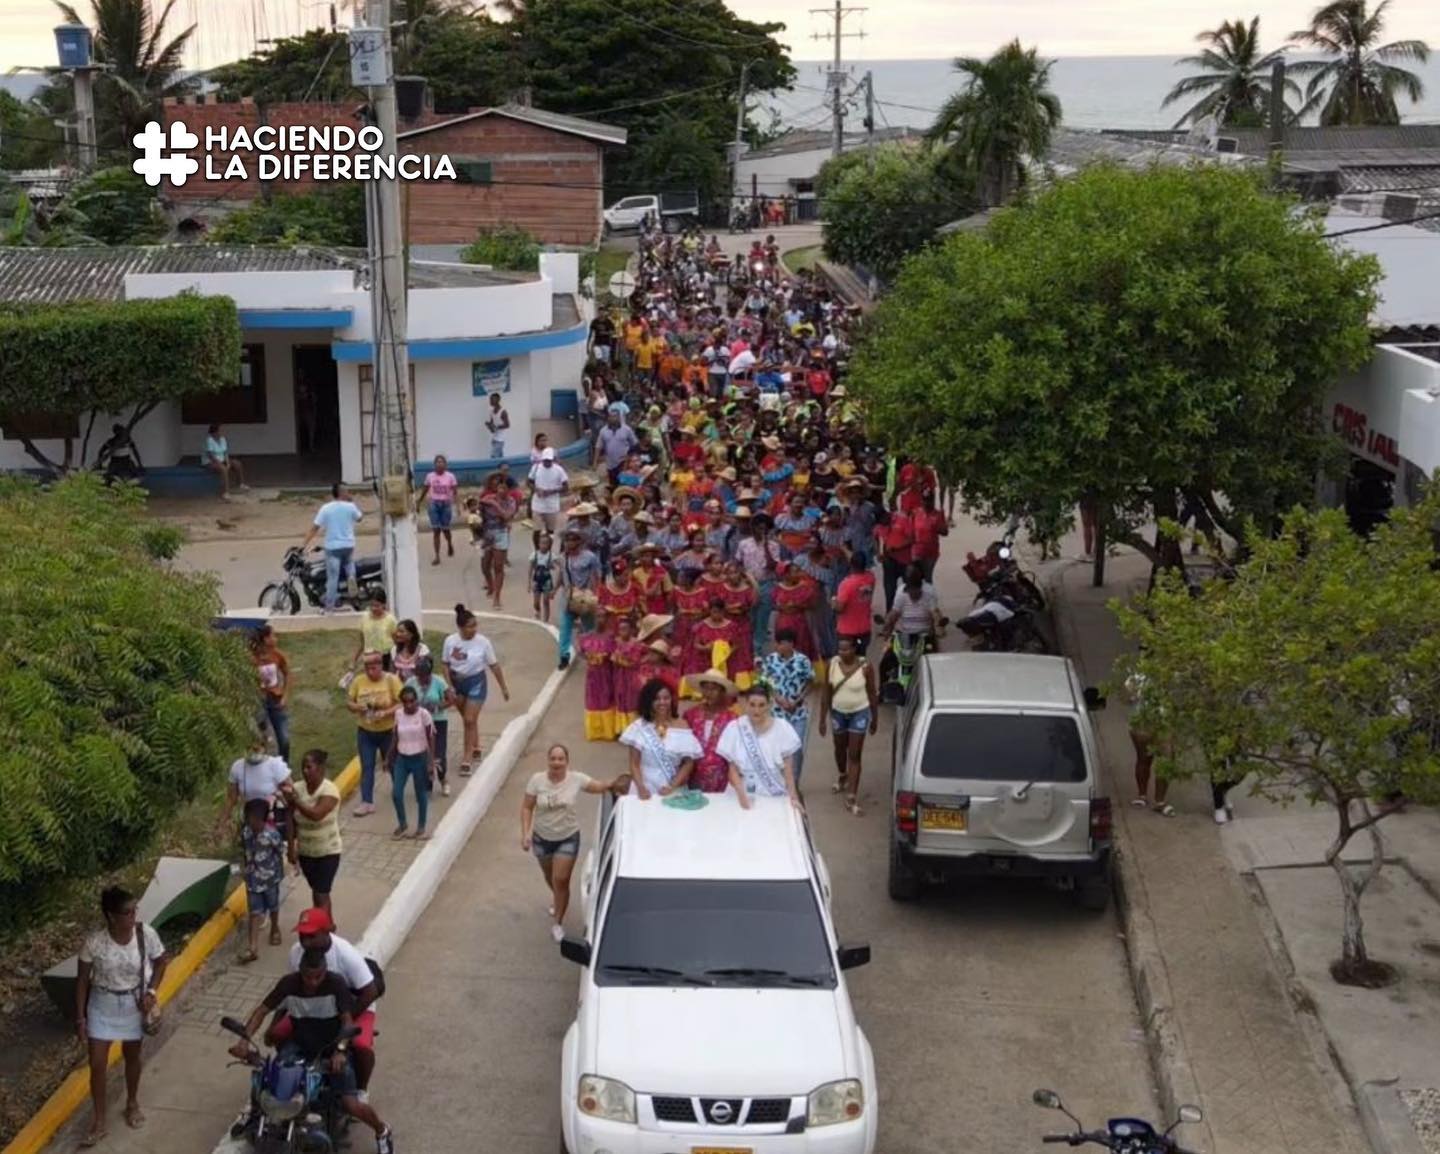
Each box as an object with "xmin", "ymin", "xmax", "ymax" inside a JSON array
[
  {"xmin": 57, "ymin": 166, "xmax": 165, "ymax": 244},
  {"xmin": 926, "ymin": 40, "xmax": 1061, "ymax": 208},
  {"xmin": 1289, "ymin": 0, "xmax": 1430, "ymax": 125},
  {"xmin": 209, "ymin": 28, "xmax": 354, "ymax": 105},
  {"xmin": 38, "ymin": 0, "xmax": 198, "ymax": 156},
  {"xmin": 1116, "ymin": 492, "xmax": 1440, "ymax": 986},
  {"xmin": 460, "ymin": 224, "xmax": 541, "ymax": 270},
  {"xmin": 818, "ymin": 145, "xmax": 969, "ymax": 281},
  {"xmin": 0, "ymin": 293, "xmax": 240, "ymax": 473},
  {"xmin": 207, "ymin": 185, "xmax": 365, "ymax": 248},
  {"xmin": 502, "ymin": 0, "xmax": 793, "ymax": 213},
  {"xmin": 0, "ymin": 474, "xmax": 254, "ymax": 930},
  {"xmin": 846, "ymin": 164, "xmax": 1379, "ymax": 579},
  {"xmin": 1162, "ymin": 17, "xmax": 1302, "ymax": 127},
  {"xmin": 0, "ymin": 91, "xmax": 61, "ymax": 170}
]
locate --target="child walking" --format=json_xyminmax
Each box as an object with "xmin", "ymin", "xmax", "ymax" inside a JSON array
[
  {"xmin": 238, "ymin": 798, "xmax": 285, "ymax": 963},
  {"xmin": 530, "ymin": 532, "xmax": 559, "ymax": 623}
]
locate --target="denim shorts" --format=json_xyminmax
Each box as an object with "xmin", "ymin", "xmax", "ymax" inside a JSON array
[
  {"xmin": 429, "ymin": 500, "xmax": 453, "ymax": 529},
  {"xmin": 486, "ymin": 528, "xmax": 511, "ymax": 551},
  {"xmin": 453, "ymin": 671, "xmax": 488, "ymax": 703},
  {"xmin": 246, "ymin": 884, "xmax": 281, "ymax": 915},
  {"xmin": 532, "ymin": 831, "xmax": 580, "ymax": 859},
  {"xmin": 830, "ymin": 708, "xmax": 871, "ymax": 735}
]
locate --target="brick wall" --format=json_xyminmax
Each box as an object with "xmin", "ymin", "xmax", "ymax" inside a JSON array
[{"xmin": 162, "ymin": 98, "xmax": 607, "ymax": 246}]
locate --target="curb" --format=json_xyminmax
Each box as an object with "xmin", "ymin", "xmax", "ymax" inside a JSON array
[
  {"xmin": 205, "ymin": 613, "xmax": 569, "ymax": 1154},
  {"xmin": 1358, "ymin": 1082, "xmax": 1429, "ymax": 1154},
  {"xmin": 0, "ymin": 759, "xmax": 361, "ymax": 1154},
  {"xmin": 1046, "ymin": 564, "xmax": 1210, "ymax": 1137}
]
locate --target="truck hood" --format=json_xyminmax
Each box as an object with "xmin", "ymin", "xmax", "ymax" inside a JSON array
[{"xmin": 593, "ymin": 986, "xmax": 848, "ymax": 1096}]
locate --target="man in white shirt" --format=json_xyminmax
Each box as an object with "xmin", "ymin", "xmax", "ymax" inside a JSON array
[
  {"xmin": 278, "ymin": 909, "xmax": 380, "ymax": 1093},
  {"xmin": 527, "ymin": 446, "xmax": 570, "ymax": 536},
  {"xmin": 485, "ymin": 393, "xmax": 510, "ymax": 459}
]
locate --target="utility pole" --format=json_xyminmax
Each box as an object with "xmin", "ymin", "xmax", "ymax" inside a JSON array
[
  {"xmin": 731, "ymin": 59, "xmax": 751, "ymax": 206},
  {"xmin": 363, "ymin": 0, "xmax": 422, "ymax": 622},
  {"xmin": 1268, "ymin": 56, "xmax": 1287, "ymax": 189},
  {"xmin": 810, "ymin": 0, "xmax": 866, "ymax": 159},
  {"xmin": 72, "ymin": 68, "xmax": 97, "ymax": 171},
  {"xmin": 863, "ymin": 70, "xmax": 875, "ymax": 167}
]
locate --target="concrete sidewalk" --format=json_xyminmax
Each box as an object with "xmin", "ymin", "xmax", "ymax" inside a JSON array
[
  {"xmin": 1051, "ymin": 551, "xmax": 1371, "ymax": 1154},
  {"xmin": 40, "ymin": 622, "xmax": 552, "ymax": 1154}
]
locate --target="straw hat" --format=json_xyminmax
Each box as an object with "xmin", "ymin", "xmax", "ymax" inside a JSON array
[
  {"xmin": 637, "ymin": 613, "xmax": 674, "ymax": 641},
  {"xmin": 693, "ymin": 669, "xmax": 738, "ymax": 695},
  {"xmin": 568, "ymin": 589, "xmax": 598, "ymax": 616},
  {"xmin": 610, "ymin": 485, "xmax": 640, "ymax": 507},
  {"xmin": 570, "ymin": 501, "xmax": 599, "ymax": 517},
  {"xmin": 633, "ymin": 510, "xmax": 656, "ymax": 525},
  {"xmin": 719, "ymin": 467, "xmax": 738, "ymax": 481},
  {"xmin": 736, "ymin": 487, "xmax": 759, "ymax": 502},
  {"xmin": 733, "ymin": 506, "xmax": 753, "ymax": 519},
  {"xmin": 647, "ymin": 639, "xmax": 672, "ymax": 658},
  {"xmin": 569, "ymin": 470, "xmax": 601, "ymax": 490},
  {"xmin": 829, "ymin": 385, "xmax": 847, "ymax": 398}
]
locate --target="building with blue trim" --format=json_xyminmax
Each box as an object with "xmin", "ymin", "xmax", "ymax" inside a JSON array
[{"xmin": 0, "ymin": 245, "xmax": 590, "ymax": 486}]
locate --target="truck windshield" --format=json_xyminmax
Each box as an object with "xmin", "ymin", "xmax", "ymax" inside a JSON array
[
  {"xmin": 595, "ymin": 879, "xmax": 836, "ymax": 989},
  {"xmin": 920, "ymin": 713, "xmax": 1086, "ymax": 783}
]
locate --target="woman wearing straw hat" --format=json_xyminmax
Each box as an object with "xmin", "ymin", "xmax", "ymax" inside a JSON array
[{"xmin": 685, "ymin": 670, "xmax": 739, "ymax": 792}]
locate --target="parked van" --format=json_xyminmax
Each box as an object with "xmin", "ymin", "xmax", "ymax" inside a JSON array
[{"xmin": 888, "ymin": 653, "xmax": 1113, "ymax": 908}]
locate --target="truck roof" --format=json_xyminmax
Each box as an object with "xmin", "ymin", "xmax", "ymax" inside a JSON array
[
  {"xmin": 613, "ymin": 793, "xmax": 812, "ymax": 882},
  {"xmin": 921, "ymin": 653, "xmax": 1083, "ymax": 711}
]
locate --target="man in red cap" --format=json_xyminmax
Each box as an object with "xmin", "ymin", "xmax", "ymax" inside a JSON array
[{"xmin": 272, "ymin": 908, "xmax": 381, "ymax": 1096}]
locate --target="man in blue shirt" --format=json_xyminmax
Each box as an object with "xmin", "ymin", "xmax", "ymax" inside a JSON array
[{"xmin": 301, "ymin": 483, "xmax": 364, "ymax": 611}]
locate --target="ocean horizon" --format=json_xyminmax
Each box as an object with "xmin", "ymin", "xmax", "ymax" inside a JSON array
[{"xmin": 4, "ymin": 54, "xmax": 1438, "ymax": 135}]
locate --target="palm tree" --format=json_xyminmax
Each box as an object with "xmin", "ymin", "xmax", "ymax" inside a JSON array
[
  {"xmin": 1288, "ymin": 0, "xmax": 1430, "ymax": 125},
  {"xmin": 1162, "ymin": 17, "xmax": 1301, "ymax": 128},
  {"xmin": 52, "ymin": 0, "xmax": 196, "ymax": 153},
  {"xmin": 926, "ymin": 40, "xmax": 1062, "ymax": 209}
]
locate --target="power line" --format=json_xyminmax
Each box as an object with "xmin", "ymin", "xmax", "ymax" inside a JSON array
[{"xmin": 1326, "ymin": 209, "xmax": 1440, "ymax": 237}]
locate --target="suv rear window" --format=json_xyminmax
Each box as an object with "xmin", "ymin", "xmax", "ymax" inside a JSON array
[{"xmin": 919, "ymin": 713, "xmax": 1086, "ymax": 783}]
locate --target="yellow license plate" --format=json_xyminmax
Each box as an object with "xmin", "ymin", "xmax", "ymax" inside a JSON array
[
  {"xmin": 920, "ymin": 807, "xmax": 967, "ymax": 832},
  {"xmin": 692, "ymin": 1148, "xmax": 753, "ymax": 1154}
]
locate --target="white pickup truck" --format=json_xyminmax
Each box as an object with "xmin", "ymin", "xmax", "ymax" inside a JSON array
[
  {"xmin": 602, "ymin": 191, "xmax": 701, "ymax": 235},
  {"xmin": 558, "ymin": 792, "xmax": 878, "ymax": 1154}
]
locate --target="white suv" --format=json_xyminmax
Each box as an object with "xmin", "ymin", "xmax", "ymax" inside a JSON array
[{"xmin": 558, "ymin": 792, "xmax": 878, "ymax": 1154}]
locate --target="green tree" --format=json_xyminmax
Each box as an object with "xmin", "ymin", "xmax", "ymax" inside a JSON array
[
  {"xmin": 502, "ymin": 0, "xmax": 793, "ymax": 213},
  {"xmin": 818, "ymin": 145, "xmax": 969, "ymax": 281},
  {"xmin": 1289, "ymin": 0, "xmax": 1430, "ymax": 125},
  {"xmin": 208, "ymin": 185, "xmax": 365, "ymax": 247},
  {"xmin": 1116, "ymin": 492, "xmax": 1440, "ymax": 985},
  {"xmin": 460, "ymin": 223, "xmax": 541, "ymax": 270},
  {"xmin": 846, "ymin": 165, "xmax": 1379, "ymax": 577},
  {"xmin": 41, "ymin": 0, "xmax": 198, "ymax": 155},
  {"xmin": 0, "ymin": 91, "xmax": 62, "ymax": 169},
  {"xmin": 0, "ymin": 474, "xmax": 254, "ymax": 929},
  {"xmin": 1162, "ymin": 17, "xmax": 1302, "ymax": 127},
  {"xmin": 0, "ymin": 294, "xmax": 240, "ymax": 473},
  {"xmin": 56, "ymin": 166, "xmax": 165, "ymax": 244},
  {"xmin": 926, "ymin": 40, "xmax": 1061, "ymax": 208}
]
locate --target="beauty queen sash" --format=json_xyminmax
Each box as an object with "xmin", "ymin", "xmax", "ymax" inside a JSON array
[
  {"xmin": 736, "ymin": 719, "xmax": 787, "ymax": 797},
  {"xmin": 636, "ymin": 722, "xmax": 681, "ymax": 788}
]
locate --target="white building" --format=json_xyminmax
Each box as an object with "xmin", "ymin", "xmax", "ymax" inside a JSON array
[
  {"xmin": 0, "ymin": 246, "xmax": 590, "ymax": 490},
  {"xmin": 1322, "ymin": 206, "xmax": 1440, "ymax": 527},
  {"xmin": 733, "ymin": 127, "xmax": 919, "ymax": 220}
]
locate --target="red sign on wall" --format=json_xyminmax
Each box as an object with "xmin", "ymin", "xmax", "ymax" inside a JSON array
[{"xmin": 1332, "ymin": 402, "xmax": 1400, "ymax": 468}]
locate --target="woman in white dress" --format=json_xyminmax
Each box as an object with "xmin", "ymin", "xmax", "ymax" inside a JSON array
[
  {"xmin": 619, "ymin": 678, "xmax": 701, "ymax": 797},
  {"xmin": 717, "ymin": 684, "xmax": 804, "ymax": 809},
  {"xmin": 75, "ymin": 886, "xmax": 169, "ymax": 1146}
]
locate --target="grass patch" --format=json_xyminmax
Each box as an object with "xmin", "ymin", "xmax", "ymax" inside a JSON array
[{"xmin": 783, "ymin": 245, "xmax": 822, "ymax": 274}]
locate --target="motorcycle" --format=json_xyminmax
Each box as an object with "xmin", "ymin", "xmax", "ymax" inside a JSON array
[
  {"xmin": 963, "ymin": 532, "xmax": 1046, "ymax": 612},
  {"xmin": 957, "ymin": 591, "xmax": 1050, "ymax": 654},
  {"xmin": 221, "ymin": 1015, "xmax": 360, "ymax": 1154},
  {"xmin": 258, "ymin": 546, "xmax": 385, "ymax": 615},
  {"xmin": 874, "ymin": 616, "xmax": 949, "ymax": 704},
  {"xmin": 1033, "ymin": 1087, "xmax": 1203, "ymax": 1153}
]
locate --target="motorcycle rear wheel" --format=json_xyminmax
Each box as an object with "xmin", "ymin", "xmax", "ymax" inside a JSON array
[{"xmin": 259, "ymin": 582, "xmax": 300, "ymax": 616}]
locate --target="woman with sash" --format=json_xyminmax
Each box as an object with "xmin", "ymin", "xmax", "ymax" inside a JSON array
[
  {"xmin": 619, "ymin": 679, "xmax": 702, "ymax": 796},
  {"xmin": 716, "ymin": 683, "xmax": 803, "ymax": 809}
]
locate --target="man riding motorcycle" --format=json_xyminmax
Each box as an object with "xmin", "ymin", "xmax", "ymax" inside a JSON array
[
  {"xmin": 875, "ymin": 564, "xmax": 946, "ymax": 696},
  {"xmin": 227, "ymin": 948, "xmax": 395, "ymax": 1153}
]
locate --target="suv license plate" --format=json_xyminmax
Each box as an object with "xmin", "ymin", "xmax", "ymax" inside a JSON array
[{"xmin": 920, "ymin": 808, "xmax": 967, "ymax": 832}]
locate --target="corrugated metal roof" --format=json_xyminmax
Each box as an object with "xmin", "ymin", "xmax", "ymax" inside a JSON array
[
  {"xmin": 1229, "ymin": 125, "xmax": 1440, "ymax": 153},
  {"xmin": 1043, "ymin": 127, "xmax": 1260, "ymax": 172},
  {"xmin": 0, "ymin": 245, "xmax": 357, "ymax": 304},
  {"xmin": 399, "ymin": 103, "xmax": 627, "ymax": 147},
  {"xmin": 741, "ymin": 126, "xmax": 917, "ymax": 160},
  {"xmin": 1340, "ymin": 166, "xmax": 1440, "ymax": 192}
]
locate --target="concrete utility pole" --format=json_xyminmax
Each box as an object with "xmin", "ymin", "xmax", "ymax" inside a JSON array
[
  {"xmin": 731, "ymin": 59, "xmax": 751, "ymax": 205},
  {"xmin": 364, "ymin": 0, "xmax": 422, "ymax": 622},
  {"xmin": 810, "ymin": 0, "xmax": 866, "ymax": 159},
  {"xmin": 72, "ymin": 67, "xmax": 98, "ymax": 171},
  {"xmin": 863, "ymin": 70, "xmax": 875, "ymax": 163},
  {"xmin": 1268, "ymin": 57, "xmax": 1287, "ymax": 177}
]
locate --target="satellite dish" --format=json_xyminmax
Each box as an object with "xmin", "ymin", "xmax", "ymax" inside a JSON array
[{"xmin": 608, "ymin": 270, "xmax": 636, "ymax": 299}]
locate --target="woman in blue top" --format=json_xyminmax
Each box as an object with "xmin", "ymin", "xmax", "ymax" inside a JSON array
[{"xmin": 204, "ymin": 423, "xmax": 248, "ymax": 499}]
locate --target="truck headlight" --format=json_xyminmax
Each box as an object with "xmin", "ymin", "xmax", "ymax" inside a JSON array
[
  {"xmin": 807, "ymin": 1079, "xmax": 864, "ymax": 1126},
  {"xmin": 578, "ymin": 1075, "xmax": 636, "ymax": 1124}
]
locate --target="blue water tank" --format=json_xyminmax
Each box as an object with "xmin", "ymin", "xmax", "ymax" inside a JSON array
[{"xmin": 54, "ymin": 23, "xmax": 93, "ymax": 69}]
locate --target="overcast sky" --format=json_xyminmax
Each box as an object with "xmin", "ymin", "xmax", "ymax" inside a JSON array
[{"xmin": 2, "ymin": 0, "xmax": 1437, "ymax": 73}]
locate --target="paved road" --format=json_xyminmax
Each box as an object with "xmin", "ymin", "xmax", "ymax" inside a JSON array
[{"xmin": 364, "ymin": 516, "xmax": 1157, "ymax": 1153}]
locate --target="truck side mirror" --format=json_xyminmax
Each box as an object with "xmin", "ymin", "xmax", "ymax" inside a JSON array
[
  {"xmin": 559, "ymin": 937, "xmax": 592, "ymax": 966},
  {"xmin": 1083, "ymin": 687, "xmax": 1106, "ymax": 711}
]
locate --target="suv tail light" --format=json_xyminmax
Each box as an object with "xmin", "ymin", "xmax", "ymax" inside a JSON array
[
  {"xmin": 1090, "ymin": 797, "xmax": 1113, "ymax": 844},
  {"xmin": 895, "ymin": 791, "xmax": 918, "ymax": 835}
]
